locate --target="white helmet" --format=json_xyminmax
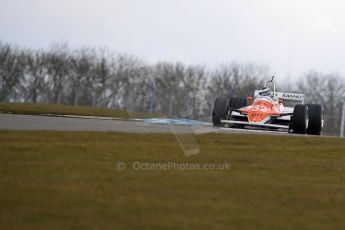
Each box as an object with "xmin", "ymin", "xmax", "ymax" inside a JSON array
[{"xmin": 258, "ymin": 87, "xmax": 272, "ymax": 97}]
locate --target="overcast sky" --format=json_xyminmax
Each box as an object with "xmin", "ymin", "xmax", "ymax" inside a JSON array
[{"xmin": 1, "ymin": 0, "xmax": 345, "ymax": 79}]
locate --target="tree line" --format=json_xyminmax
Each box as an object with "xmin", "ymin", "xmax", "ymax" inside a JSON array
[{"xmin": 1, "ymin": 41, "xmax": 344, "ymax": 135}]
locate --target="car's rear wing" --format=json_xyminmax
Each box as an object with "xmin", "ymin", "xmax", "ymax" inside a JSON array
[{"xmin": 254, "ymin": 91, "xmax": 305, "ymax": 103}]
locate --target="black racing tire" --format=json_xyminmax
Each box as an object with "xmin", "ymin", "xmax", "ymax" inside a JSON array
[
  {"xmin": 212, "ymin": 97, "xmax": 228, "ymax": 126},
  {"xmin": 226, "ymin": 97, "xmax": 247, "ymax": 129},
  {"xmin": 292, "ymin": 104, "xmax": 309, "ymax": 134},
  {"xmin": 306, "ymin": 104, "xmax": 323, "ymax": 135},
  {"xmin": 229, "ymin": 97, "xmax": 247, "ymax": 110}
]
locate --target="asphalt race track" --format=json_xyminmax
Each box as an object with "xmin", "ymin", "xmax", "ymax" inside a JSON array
[
  {"xmin": 0, "ymin": 113, "xmax": 323, "ymax": 137},
  {"xmin": 0, "ymin": 114, "xmax": 216, "ymax": 134}
]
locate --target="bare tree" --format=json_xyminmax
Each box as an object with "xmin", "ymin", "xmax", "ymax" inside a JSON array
[
  {"xmin": 0, "ymin": 42, "xmax": 25, "ymax": 101},
  {"xmin": 67, "ymin": 47, "xmax": 95, "ymax": 106},
  {"xmin": 22, "ymin": 50, "xmax": 49, "ymax": 103},
  {"xmin": 46, "ymin": 43, "xmax": 70, "ymax": 104},
  {"xmin": 108, "ymin": 54, "xmax": 144, "ymax": 110}
]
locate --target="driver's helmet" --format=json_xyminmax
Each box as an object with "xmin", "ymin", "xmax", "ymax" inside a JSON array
[{"xmin": 258, "ymin": 87, "xmax": 272, "ymax": 97}]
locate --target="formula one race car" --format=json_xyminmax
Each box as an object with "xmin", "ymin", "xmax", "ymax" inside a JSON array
[{"xmin": 212, "ymin": 77, "xmax": 323, "ymax": 135}]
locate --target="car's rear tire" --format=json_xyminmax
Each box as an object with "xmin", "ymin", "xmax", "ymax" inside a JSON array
[
  {"xmin": 212, "ymin": 97, "xmax": 227, "ymax": 126},
  {"xmin": 229, "ymin": 97, "xmax": 247, "ymax": 109},
  {"xmin": 291, "ymin": 104, "xmax": 309, "ymax": 134},
  {"xmin": 306, "ymin": 104, "xmax": 323, "ymax": 135}
]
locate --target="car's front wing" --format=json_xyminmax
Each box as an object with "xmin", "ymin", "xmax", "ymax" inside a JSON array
[{"xmin": 221, "ymin": 120, "xmax": 289, "ymax": 129}]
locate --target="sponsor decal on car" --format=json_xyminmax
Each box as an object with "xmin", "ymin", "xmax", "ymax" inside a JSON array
[{"xmin": 276, "ymin": 93, "xmax": 304, "ymax": 101}]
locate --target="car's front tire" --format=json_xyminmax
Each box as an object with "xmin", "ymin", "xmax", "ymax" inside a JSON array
[
  {"xmin": 212, "ymin": 97, "xmax": 227, "ymax": 126},
  {"xmin": 291, "ymin": 104, "xmax": 309, "ymax": 134}
]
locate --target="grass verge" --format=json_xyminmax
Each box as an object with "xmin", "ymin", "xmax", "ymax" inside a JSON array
[
  {"xmin": 1, "ymin": 131, "xmax": 345, "ymax": 229},
  {"xmin": 0, "ymin": 102, "xmax": 160, "ymax": 119}
]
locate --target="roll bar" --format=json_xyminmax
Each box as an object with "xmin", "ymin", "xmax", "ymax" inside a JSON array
[{"xmin": 265, "ymin": 76, "xmax": 276, "ymax": 95}]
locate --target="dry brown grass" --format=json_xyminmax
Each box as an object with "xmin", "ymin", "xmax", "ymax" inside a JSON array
[
  {"xmin": 0, "ymin": 102, "xmax": 160, "ymax": 119},
  {"xmin": 1, "ymin": 131, "xmax": 345, "ymax": 229}
]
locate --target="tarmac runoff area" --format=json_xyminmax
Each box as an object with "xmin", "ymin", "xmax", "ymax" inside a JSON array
[
  {"xmin": 0, "ymin": 114, "xmax": 215, "ymax": 134},
  {"xmin": 0, "ymin": 113, "xmax": 329, "ymax": 137}
]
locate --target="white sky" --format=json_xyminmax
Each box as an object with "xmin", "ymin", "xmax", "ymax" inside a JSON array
[{"xmin": 1, "ymin": 0, "xmax": 345, "ymax": 79}]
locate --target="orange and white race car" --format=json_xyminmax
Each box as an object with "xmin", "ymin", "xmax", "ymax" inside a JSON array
[{"xmin": 212, "ymin": 77, "xmax": 323, "ymax": 135}]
